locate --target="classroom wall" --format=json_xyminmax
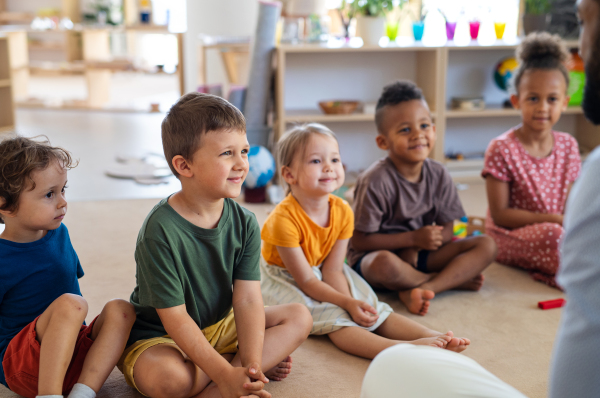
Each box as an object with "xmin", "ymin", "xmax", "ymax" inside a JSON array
[{"xmin": 184, "ymin": 0, "xmax": 258, "ymax": 93}]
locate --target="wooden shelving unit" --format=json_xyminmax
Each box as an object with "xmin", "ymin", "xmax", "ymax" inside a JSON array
[
  {"xmin": 0, "ymin": 34, "xmax": 15, "ymax": 132},
  {"xmin": 274, "ymin": 38, "xmax": 600, "ymax": 175}
]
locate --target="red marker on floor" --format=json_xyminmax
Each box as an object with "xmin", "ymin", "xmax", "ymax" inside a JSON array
[{"xmin": 538, "ymin": 298, "xmax": 566, "ymax": 310}]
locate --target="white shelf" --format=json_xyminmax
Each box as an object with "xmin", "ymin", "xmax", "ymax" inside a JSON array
[{"xmin": 278, "ymin": 38, "xmax": 580, "ymax": 54}]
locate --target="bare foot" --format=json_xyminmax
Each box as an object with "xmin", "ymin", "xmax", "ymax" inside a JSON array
[
  {"xmin": 265, "ymin": 356, "xmax": 292, "ymax": 381},
  {"xmin": 399, "ymin": 288, "xmax": 435, "ymax": 315},
  {"xmin": 455, "ymin": 274, "xmax": 485, "ymax": 291},
  {"xmin": 411, "ymin": 331, "xmax": 453, "ymax": 348},
  {"xmin": 446, "ymin": 335, "xmax": 471, "ymax": 353}
]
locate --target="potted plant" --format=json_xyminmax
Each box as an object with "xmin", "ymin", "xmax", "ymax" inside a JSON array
[
  {"xmin": 348, "ymin": 0, "xmax": 395, "ymax": 45},
  {"xmin": 523, "ymin": 0, "xmax": 553, "ymax": 34}
]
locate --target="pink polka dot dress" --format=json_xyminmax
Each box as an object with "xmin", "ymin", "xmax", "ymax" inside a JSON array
[{"xmin": 482, "ymin": 129, "xmax": 581, "ymax": 288}]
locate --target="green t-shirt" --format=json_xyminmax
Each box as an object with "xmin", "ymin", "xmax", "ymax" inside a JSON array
[{"xmin": 128, "ymin": 197, "xmax": 261, "ymax": 345}]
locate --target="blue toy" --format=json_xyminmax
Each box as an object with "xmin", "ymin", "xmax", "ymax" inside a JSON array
[{"xmin": 245, "ymin": 145, "xmax": 275, "ymax": 189}]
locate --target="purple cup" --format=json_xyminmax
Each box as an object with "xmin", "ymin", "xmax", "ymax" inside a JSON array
[{"xmin": 446, "ymin": 22, "xmax": 457, "ymax": 40}]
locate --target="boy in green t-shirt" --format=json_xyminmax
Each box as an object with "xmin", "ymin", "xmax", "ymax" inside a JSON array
[{"xmin": 118, "ymin": 93, "xmax": 313, "ymax": 398}]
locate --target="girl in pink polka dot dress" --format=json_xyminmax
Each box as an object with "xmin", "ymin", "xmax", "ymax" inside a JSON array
[{"xmin": 482, "ymin": 33, "xmax": 581, "ymax": 288}]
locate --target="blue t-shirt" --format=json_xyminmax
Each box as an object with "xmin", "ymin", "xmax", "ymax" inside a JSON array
[{"xmin": 0, "ymin": 223, "xmax": 84, "ymax": 388}]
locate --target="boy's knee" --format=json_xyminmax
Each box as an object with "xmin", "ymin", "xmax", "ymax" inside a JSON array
[
  {"xmin": 103, "ymin": 299, "xmax": 136, "ymax": 325},
  {"xmin": 370, "ymin": 251, "xmax": 402, "ymax": 279},
  {"xmin": 474, "ymin": 235, "xmax": 498, "ymax": 260},
  {"xmin": 151, "ymin": 368, "xmax": 194, "ymax": 398},
  {"xmin": 52, "ymin": 293, "xmax": 88, "ymax": 322}
]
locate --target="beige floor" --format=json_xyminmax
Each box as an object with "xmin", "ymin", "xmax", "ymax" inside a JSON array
[{"xmin": 0, "ymin": 182, "xmax": 565, "ymax": 398}]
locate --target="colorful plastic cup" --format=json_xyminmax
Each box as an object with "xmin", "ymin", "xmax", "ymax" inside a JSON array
[
  {"xmin": 386, "ymin": 21, "xmax": 399, "ymax": 41},
  {"xmin": 413, "ymin": 21, "xmax": 425, "ymax": 41},
  {"xmin": 446, "ymin": 21, "xmax": 457, "ymax": 40},
  {"xmin": 494, "ymin": 22, "xmax": 506, "ymax": 39},
  {"xmin": 469, "ymin": 21, "xmax": 480, "ymax": 39}
]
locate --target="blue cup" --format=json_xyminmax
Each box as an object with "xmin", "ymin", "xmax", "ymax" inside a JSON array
[{"xmin": 412, "ymin": 21, "xmax": 425, "ymax": 41}]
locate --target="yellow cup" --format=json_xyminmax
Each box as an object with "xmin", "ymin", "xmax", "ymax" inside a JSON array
[{"xmin": 494, "ymin": 22, "xmax": 506, "ymax": 39}]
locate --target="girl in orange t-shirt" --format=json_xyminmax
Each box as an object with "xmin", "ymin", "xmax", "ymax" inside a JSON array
[{"xmin": 260, "ymin": 123, "xmax": 470, "ymax": 359}]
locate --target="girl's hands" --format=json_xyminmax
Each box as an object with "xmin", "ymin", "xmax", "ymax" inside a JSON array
[{"xmin": 346, "ymin": 299, "xmax": 379, "ymax": 327}]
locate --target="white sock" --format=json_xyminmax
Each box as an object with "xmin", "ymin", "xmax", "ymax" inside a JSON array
[{"xmin": 67, "ymin": 383, "xmax": 96, "ymax": 398}]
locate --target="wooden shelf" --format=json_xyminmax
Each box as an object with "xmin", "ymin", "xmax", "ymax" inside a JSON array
[
  {"xmin": 446, "ymin": 106, "xmax": 583, "ymax": 118},
  {"xmin": 284, "ymin": 109, "xmax": 374, "ymax": 123}
]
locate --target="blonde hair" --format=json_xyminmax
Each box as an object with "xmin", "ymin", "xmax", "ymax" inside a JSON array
[{"xmin": 276, "ymin": 123, "xmax": 338, "ymax": 194}]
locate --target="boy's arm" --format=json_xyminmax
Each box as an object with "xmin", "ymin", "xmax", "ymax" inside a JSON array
[
  {"xmin": 156, "ymin": 305, "xmax": 264, "ymax": 398},
  {"xmin": 440, "ymin": 221, "xmax": 454, "ymax": 244},
  {"xmin": 351, "ymin": 227, "xmax": 444, "ymax": 252},
  {"xmin": 321, "ymin": 239, "xmax": 351, "ymax": 296},
  {"xmin": 486, "ymin": 176, "xmax": 563, "ymax": 228},
  {"xmin": 231, "ymin": 279, "xmax": 269, "ymax": 383}
]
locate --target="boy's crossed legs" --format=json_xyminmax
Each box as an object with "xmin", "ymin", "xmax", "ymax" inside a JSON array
[
  {"xmin": 131, "ymin": 304, "xmax": 311, "ymax": 398},
  {"xmin": 358, "ymin": 235, "xmax": 497, "ymax": 315},
  {"xmin": 5, "ymin": 293, "xmax": 135, "ymax": 397}
]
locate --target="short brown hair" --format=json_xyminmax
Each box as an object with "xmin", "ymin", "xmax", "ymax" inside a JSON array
[
  {"xmin": 0, "ymin": 135, "xmax": 77, "ymax": 222},
  {"xmin": 161, "ymin": 93, "xmax": 246, "ymax": 177},
  {"xmin": 277, "ymin": 123, "xmax": 338, "ymax": 194}
]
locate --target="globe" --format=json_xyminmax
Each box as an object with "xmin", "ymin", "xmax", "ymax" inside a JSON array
[
  {"xmin": 493, "ymin": 57, "xmax": 519, "ymax": 92},
  {"xmin": 245, "ymin": 145, "xmax": 275, "ymax": 189}
]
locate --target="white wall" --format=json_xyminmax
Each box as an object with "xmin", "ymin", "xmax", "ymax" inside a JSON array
[{"xmin": 184, "ymin": 0, "xmax": 259, "ymax": 93}]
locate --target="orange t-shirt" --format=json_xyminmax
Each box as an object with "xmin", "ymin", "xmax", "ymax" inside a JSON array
[{"xmin": 261, "ymin": 194, "xmax": 354, "ymax": 268}]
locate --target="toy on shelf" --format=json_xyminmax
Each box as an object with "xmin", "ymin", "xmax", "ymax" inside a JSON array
[
  {"xmin": 568, "ymin": 49, "xmax": 585, "ymax": 106},
  {"xmin": 494, "ymin": 56, "xmax": 519, "ymax": 108}
]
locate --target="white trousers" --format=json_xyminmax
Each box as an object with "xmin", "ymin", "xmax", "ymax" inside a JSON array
[{"xmin": 361, "ymin": 345, "xmax": 527, "ymax": 398}]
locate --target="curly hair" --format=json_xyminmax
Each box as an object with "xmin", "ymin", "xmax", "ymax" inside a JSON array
[
  {"xmin": 375, "ymin": 80, "xmax": 425, "ymax": 133},
  {"xmin": 0, "ymin": 135, "xmax": 77, "ymax": 222},
  {"xmin": 513, "ymin": 32, "xmax": 570, "ymax": 93}
]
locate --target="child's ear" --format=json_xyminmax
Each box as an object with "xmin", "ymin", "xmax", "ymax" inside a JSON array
[
  {"xmin": 281, "ymin": 166, "xmax": 296, "ymax": 186},
  {"xmin": 510, "ymin": 94, "xmax": 520, "ymax": 109},
  {"xmin": 172, "ymin": 155, "xmax": 193, "ymax": 178},
  {"xmin": 562, "ymin": 95, "xmax": 570, "ymax": 110},
  {"xmin": 375, "ymin": 134, "xmax": 389, "ymax": 150},
  {"xmin": 0, "ymin": 198, "xmax": 16, "ymax": 220}
]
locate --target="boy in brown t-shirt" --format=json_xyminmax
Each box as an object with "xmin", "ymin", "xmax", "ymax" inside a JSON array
[{"xmin": 348, "ymin": 81, "xmax": 497, "ymax": 316}]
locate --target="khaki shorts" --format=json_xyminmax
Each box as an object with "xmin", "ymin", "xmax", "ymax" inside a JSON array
[{"xmin": 117, "ymin": 310, "xmax": 238, "ymax": 396}]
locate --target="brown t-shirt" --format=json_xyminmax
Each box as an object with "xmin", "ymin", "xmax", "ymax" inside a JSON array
[{"xmin": 347, "ymin": 157, "xmax": 465, "ymax": 266}]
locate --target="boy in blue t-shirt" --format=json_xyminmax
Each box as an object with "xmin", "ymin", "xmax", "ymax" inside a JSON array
[{"xmin": 0, "ymin": 137, "xmax": 135, "ymax": 398}]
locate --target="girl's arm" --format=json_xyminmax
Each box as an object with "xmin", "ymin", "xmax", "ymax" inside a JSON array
[
  {"xmin": 321, "ymin": 238, "xmax": 351, "ymax": 297},
  {"xmin": 276, "ymin": 245, "xmax": 378, "ymax": 327},
  {"xmin": 486, "ymin": 176, "xmax": 563, "ymax": 229}
]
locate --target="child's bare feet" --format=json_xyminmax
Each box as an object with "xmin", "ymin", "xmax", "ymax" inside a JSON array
[
  {"xmin": 455, "ymin": 274, "xmax": 485, "ymax": 291},
  {"xmin": 399, "ymin": 288, "xmax": 435, "ymax": 315},
  {"xmin": 411, "ymin": 331, "xmax": 453, "ymax": 348},
  {"xmin": 265, "ymin": 356, "xmax": 292, "ymax": 381},
  {"xmin": 446, "ymin": 336, "xmax": 471, "ymax": 353}
]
